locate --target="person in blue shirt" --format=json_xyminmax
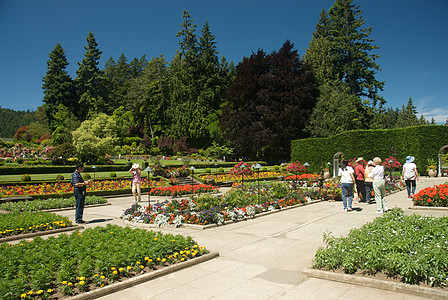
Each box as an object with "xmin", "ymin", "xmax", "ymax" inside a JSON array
[{"xmin": 71, "ymin": 163, "xmax": 91, "ymax": 223}]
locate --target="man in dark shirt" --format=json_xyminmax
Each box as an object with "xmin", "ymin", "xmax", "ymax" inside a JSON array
[{"xmin": 71, "ymin": 163, "xmax": 91, "ymax": 223}]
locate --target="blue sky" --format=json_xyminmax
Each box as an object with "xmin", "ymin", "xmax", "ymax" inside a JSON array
[{"xmin": 1, "ymin": 0, "xmax": 447, "ymax": 123}]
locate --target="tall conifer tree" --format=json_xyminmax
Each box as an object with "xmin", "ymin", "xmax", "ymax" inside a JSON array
[
  {"xmin": 42, "ymin": 43, "xmax": 75, "ymax": 131},
  {"xmin": 75, "ymin": 31, "xmax": 108, "ymax": 120}
]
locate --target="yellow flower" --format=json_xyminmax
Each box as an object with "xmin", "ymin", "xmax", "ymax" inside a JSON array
[
  {"xmin": 181, "ymin": 258, "xmax": 185, "ymax": 261},
  {"xmin": 127, "ymin": 266, "xmax": 132, "ymax": 270},
  {"xmin": 119, "ymin": 267, "xmax": 124, "ymax": 272},
  {"xmin": 27, "ymin": 291, "xmax": 33, "ymax": 295},
  {"xmin": 140, "ymin": 265, "xmax": 144, "ymax": 269},
  {"xmin": 144, "ymin": 257, "xmax": 149, "ymax": 261},
  {"xmin": 161, "ymin": 258, "xmax": 166, "ymax": 263},
  {"xmin": 153, "ymin": 238, "xmax": 158, "ymax": 241},
  {"xmin": 20, "ymin": 294, "xmax": 26, "ymax": 298},
  {"xmin": 113, "ymin": 271, "xmax": 118, "ymax": 275},
  {"xmin": 79, "ymin": 276, "xmax": 85, "ymax": 281},
  {"xmin": 62, "ymin": 281, "xmax": 67, "ymax": 285},
  {"xmin": 79, "ymin": 280, "xmax": 85, "ymax": 285},
  {"xmin": 47, "ymin": 288, "xmax": 53, "ymax": 293},
  {"xmin": 68, "ymin": 282, "xmax": 73, "ymax": 286},
  {"xmin": 94, "ymin": 274, "xmax": 99, "ymax": 277},
  {"xmin": 37, "ymin": 290, "xmax": 43, "ymax": 294},
  {"xmin": 101, "ymin": 275, "xmax": 105, "ymax": 279},
  {"xmin": 136, "ymin": 261, "xmax": 141, "ymax": 265},
  {"xmin": 111, "ymin": 267, "xmax": 116, "ymax": 271}
]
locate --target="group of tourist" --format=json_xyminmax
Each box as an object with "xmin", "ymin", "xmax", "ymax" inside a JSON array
[{"xmin": 338, "ymin": 155, "xmax": 419, "ymax": 214}]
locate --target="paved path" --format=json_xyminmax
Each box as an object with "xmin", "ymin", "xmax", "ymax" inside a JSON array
[{"xmin": 54, "ymin": 177, "xmax": 447, "ymax": 299}]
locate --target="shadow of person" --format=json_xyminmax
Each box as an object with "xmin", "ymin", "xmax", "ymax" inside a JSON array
[
  {"xmin": 86, "ymin": 218, "xmax": 114, "ymax": 224},
  {"xmin": 352, "ymin": 207, "xmax": 363, "ymax": 212}
]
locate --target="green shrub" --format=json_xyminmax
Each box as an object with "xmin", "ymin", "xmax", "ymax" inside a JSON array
[
  {"xmin": 21, "ymin": 174, "xmax": 31, "ymax": 181},
  {"xmin": 83, "ymin": 173, "xmax": 91, "ymax": 180},
  {"xmin": 205, "ymin": 168, "xmax": 211, "ymax": 173},
  {"xmin": 218, "ymin": 167, "xmax": 224, "ymax": 173},
  {"xmin": 262, "ymin": 166, "xmax": 268, "ymax": 171},
  {"xmin": 16, "ymin": 158, "xmax": 24, "ymax": 164},
  {"xmin": 110, "ymin": 172, "xmax": 117, "ymax": 178},
  {"xmin": 0, "ymin": 160, "xmax": 4, "ymax": 166},
  {"xmin": 273, "ymin": 165, "xmax": 280, "ymax": 171},
  {"xmin": 56, "ymin": 174, "xmax": 65, "ymax": 181}
]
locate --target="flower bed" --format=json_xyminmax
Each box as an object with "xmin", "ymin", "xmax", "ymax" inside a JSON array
[
  {"xmin": 198, "ymin": 171, "xmax": 285, "ymax": 183},
  {"xmin": 0, "ymin": 211, "xmax": 72, "ymax": 238},
  {"xmin": 312, "ymin": 208, "xmax": 448, "ymax": 288},
  {"xmin": 0, "ymin": 196, "xmax": 107, "ymax": 212},
  {"xmin": 121, "ymin": 186, "xmax": 321, "ymax": 227},
  {"xmin": 150, "ymin": 184, "xmax": 219, "ymax": 197},
  {"xmin": 0, "ymin": 179, "xmax": 165, "ymax": 198},
  {"xmin": 413, "ymin": 183, "xmax": 448, "ymax": 207},
  {"xmin": 0, "ymin": 224, "xmax": 208, "ymax": 298}
]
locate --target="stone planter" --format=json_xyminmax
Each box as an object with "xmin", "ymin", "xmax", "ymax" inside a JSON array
[
  {"xmin": 323, "ymin": 171, "xmax": 331, "ymax": 179},
  {"xmin": 428, "ymin": 169, "xmax": 437, "ymax": 177}
]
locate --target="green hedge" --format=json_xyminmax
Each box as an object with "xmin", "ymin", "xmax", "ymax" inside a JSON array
[
  {"xmin": 0, "ymin": 164, "xmax": 130, "ymax": 175},
  {"xmin": 291, "ymin": 125, "xmax": 448, "ymax": 174}
]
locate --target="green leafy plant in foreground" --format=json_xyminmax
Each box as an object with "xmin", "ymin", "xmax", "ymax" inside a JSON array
[
  {"xmin": 0, "ymin": 211, "xmax": 72, "ymax": 238},
  {"xmin": 313, "ymin": 208, "xmax": 448, "ymax": 287},
  {"xmin": 0, "ymin": 224, "xmax": 208, "ymax": 299},
  {"xmin": 0, "ymin": 195, "xmax": 107, "ymax": 212}
]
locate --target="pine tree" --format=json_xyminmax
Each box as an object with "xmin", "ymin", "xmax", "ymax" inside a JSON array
[
  {"xmin": 395, "ymin": 97, "xmax": 419, "ymax": 128},
  {"xmin": 42, "ymin": 43, "xmax": 75, "ymax": 131},
  {"xmin": 75, "ymin": 31, "xmax": 108, "ymax": 120}
]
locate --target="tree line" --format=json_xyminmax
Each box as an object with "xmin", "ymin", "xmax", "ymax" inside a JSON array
[{"xmin": 12, "ymin": 0, "xmax": 440, "ymax": 162}]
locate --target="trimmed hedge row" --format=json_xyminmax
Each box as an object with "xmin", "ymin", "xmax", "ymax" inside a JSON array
[
  {"xmin": 291, "ymin": 125, "xmax": 448, "ymax": 174},
  {"xmin": 0, "ymin": 164, "xmax": 131, "ymax": 175}
]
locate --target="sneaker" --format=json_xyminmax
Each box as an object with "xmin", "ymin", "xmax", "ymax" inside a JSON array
[
  {"xmin": 347, "ymin": 208, "xmax": 352, "ymax": 211},
  {"xmin": 342, "ymin": 208, "xmax": 348, "ymax": 212},
  {"xmin": 383, "ymin": 207, "xmax": 388, "ymax": 212},
  {"xmin": 76, "ymin": 220, "xmax": 86, "ymax": 224},
  {"xmin": 376, "ymin": 209, "xmax": 383, "ymax": 214}
]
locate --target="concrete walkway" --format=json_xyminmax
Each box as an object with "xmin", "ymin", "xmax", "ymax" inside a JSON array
[{"xmin": 55, "ymin": 177, "xmax": 447, "ymax": 299}]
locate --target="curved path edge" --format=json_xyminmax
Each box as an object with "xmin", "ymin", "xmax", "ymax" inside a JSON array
[{"xmin": 302, "ymin": 268, "xmax": 448, "ymax": 299}]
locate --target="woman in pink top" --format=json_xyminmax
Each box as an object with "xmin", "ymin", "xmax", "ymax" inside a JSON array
[{"xmin": 129, "ymin": 163, "xmax": 142, "ymax": 202}]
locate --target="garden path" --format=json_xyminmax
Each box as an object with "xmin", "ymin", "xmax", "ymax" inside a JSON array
[{"xmin": 53, "ymin": 177, "xmax": 447, "ymax": 300}]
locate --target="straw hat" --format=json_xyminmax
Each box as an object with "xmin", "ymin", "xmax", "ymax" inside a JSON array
[
  {"xmin": 356, "ymin": 157, "xmax": 364, "ymax": 163},
  {"xmin": 373, "ymin": 157, "xmax": 382, "ymax": 164},
  {"xmin": 132, "ymin": 163, "xmax": 140, "ymax": 169}
]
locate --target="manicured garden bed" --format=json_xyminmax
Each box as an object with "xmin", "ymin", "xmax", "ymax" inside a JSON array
[
  {"xmin": 412, "ymin": 183, "xmax": 448, "ymax": 207},
  {"xmin": 121, "ymin": 182, "xmax": 322, "ymax": 226},
  {"xmin": 0, "ymin": 211, "xmax": 72, "ymax": 238},
  {"xmin": 0, "ymin": 224, "xmax": 209, "ymax": 299},
  {"xmin": 0, "ymin": 196, "xmax": 107, "ymax": 213},
  {"xmin": 312, "ymin": 208, "xmax": 448, "ymax": 288}
]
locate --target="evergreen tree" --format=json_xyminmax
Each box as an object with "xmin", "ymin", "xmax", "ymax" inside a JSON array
[
  {"xmin": 395, "ymin": 98, "xmax": 419, "ymax": 128},
  {"xmin": 42, "ymin": 43, "xmax": 75, "ymax": 130},
  {"xmin": 75, "ymin": 31, "xmax": 108, "ymax": 120}
]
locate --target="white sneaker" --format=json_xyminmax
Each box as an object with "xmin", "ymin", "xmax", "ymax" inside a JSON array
[
  {"xmin": 383, "ymin": 207, "xmax": 388, "ymax": 212},
  {"xmin": 343, "ymin": 208, "xmax": 348, "ymax": 212},
  {"xmin": 376, "ymin": 209, "xmax": 383, "ymax": 214}
]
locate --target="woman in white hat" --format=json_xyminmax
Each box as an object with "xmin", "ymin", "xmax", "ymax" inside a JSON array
[
  {"xmin": 129, "ymin": 163, "xmax": 142, "ymax": 202},
  {"xmin": 402, "ymin": 156, "xmax": 419, "ymax": 199}
]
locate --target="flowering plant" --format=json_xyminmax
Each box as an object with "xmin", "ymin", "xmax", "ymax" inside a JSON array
[
  {"xmin": 412, "ymin": 183, "xmax": 448, "ymax": 207},
  {"xmin": 426, "ymin": 158, "xmax": 437, "ymax": 172},
  {"xmin": 286, "ymin": 161, "xmax": 306, "ymax": 173},
  {"xmin": 382, "ymin": 156, "xmax": 402, "ymax": 170},
  {"xmin": 229, "ymin": 161, "xmax": 253, "ymax": 176}
]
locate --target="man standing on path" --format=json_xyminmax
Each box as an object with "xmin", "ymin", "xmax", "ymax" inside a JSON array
[{"xmin": 71, "ymin": 163, "xmax": 91, "ymax": 224}]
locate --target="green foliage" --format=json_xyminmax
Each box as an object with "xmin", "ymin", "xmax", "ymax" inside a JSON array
[
  {"xmin": 0, "ymin": 107, "xmax": 37, "ymax": 138},
  {"xmin": 291, "ymin": 125, "xmax": 448, "ymax": 174},
  {"xmin": 47, "ymin": 142, "xmax": 77, "ymax": 165},
  {"xmin": 72, "ymin": 113, "xmax": 118, "ymax": 163},
  {"xmin": 21, "ymin": 174, "xmax": 31, "ymax": 181},
  {"xmin": 83, "ymin": 173, "xmax": 91, "ymax": 180},
  {"xmin": 110, "ymin": 172, "xmax": 117, "ymax": 178},
  {"xmin": 0, "ymin": 224, "xmax": 206, "ymax": 298},
  {"xmin": 313, "ymin": 208, "xmax": 448, "ymax": 287},
  {"xmin": 56, "ymin": 174, "xmax": 65, "ymax": 180},
  {"xmin": 0, "ymin": 196, "xmax": 107, "ymax": 212}
]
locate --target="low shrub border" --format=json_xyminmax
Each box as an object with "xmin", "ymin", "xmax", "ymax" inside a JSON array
[
  {"xmin": 0, "ymin": 224, "xmax": 210, "ymax": 299},
  {"xmin": 312, "ymin": 208, "xmax": 448, "ymax": 288}
]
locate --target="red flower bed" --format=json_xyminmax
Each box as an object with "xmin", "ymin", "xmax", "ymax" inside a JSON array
[
  {"xmin": 413, "ymin": 184, "xmax": 448, "ymax": 207},
  {"xmin": 150, "ymin": 184, "xmax": 218, "ymax": 197}
]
